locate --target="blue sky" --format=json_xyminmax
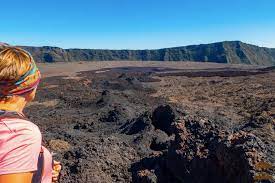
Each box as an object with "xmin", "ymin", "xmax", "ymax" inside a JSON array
[{"xmin": 0, "ymin": 0, "xmax": 274, "ymax": 49}]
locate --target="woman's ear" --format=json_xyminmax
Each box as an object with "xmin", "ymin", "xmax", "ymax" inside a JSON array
[{"xmin": 24, "ymin": 88, "xmax": 37, "ymax": 102}]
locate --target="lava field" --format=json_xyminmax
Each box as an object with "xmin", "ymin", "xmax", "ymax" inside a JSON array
[{"xmin": 25, "ymin": 65, "xmax": 275, "ymax": 183}]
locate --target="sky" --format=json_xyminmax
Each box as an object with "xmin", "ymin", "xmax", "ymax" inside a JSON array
[{"xmin": 0, "ymin": 0, "xmax": 275, "ymax": 49}]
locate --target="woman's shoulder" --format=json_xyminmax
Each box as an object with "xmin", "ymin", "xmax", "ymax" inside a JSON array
[
  {"xmin": 0, "ymin": 117, "xmax": 41, "ymax": 140},
  {"xmin": 0, "ymin": 117, "xmax": 42, "ymax": 175}
]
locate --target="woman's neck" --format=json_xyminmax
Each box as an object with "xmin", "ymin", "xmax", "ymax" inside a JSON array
[{"xmin": 0, "ymin": 96, "xmax": 27, "ymax": 113}]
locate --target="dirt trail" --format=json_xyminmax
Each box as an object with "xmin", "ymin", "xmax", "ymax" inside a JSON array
[{"xmin": 25, "ymin": 62, "xmax": 274, "ymax": 183}]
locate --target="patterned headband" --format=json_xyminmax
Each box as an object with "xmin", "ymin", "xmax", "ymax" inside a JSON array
[{"xmin": 0, "ymin": 58, "xmax": 41, "ymax": 97}]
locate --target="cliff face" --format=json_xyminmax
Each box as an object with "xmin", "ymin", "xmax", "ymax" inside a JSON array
[{"xmin": 16, "ymin": 41, "xmax": 275, "ymax": 65}]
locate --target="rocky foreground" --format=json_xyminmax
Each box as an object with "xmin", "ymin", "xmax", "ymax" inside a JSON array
[{"xmin": 25, "ymin": 63, "xmax": 274, "ymax": 183}]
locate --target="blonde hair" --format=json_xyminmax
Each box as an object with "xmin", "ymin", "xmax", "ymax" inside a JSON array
[{"xmin": 0, "ymin": 47, "xmax": 33, "ymax": 82}]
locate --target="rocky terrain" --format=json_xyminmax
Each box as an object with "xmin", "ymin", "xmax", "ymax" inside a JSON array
[
  {"xmin": 24, "ymin": 62, "xmax": 274, "ymax": 183},
  {"xmin": 19, "ymin": 41, "xmax": 275, "ymax": 65}
]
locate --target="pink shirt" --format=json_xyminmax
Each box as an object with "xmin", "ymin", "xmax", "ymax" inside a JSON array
[{"xmin": 0, "ymin": 117, "xmax": 52, "ymax": 183}]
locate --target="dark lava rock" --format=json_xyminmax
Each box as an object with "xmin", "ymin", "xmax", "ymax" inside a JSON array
[
  {"xmin": 151, "ymin": 105, "xmax": 175, "ymax": 135},
  {"xmin": 96, "ymin": 90, "xmax": 110, "ymax": 107},
  {"xmin": 136, "ymin": 169, "xmax": 158, "ymax": 183},
  {"xmin": 24, "ymin": 67, "xmax": 274, "ymax": 183},
  {"xmin": 121, "ymin": 112, "xmax": 152, "ymax": 135},
  {"xmin": 100, "ymin": 108, "xmax": 121, "ymax": 123},
  {"xmin": 166, "ymin": 118, "xmax": 271, "ymax": 183},
  {"xmin": 150, "ymin": 130, "xmax": 171, "ymax": 151}
]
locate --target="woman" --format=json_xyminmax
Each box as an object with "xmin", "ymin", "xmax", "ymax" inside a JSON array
[{"xmin": 0, "ymin": 47, "xmax": 61, "ymax": 183}]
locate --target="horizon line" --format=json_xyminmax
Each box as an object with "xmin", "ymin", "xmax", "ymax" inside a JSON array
[{"xmin": 3, "ymin": 40, "xmax": 274, "ymax": 50}]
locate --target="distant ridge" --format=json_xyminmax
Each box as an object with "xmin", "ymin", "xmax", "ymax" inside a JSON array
[{"xmin": 4, "ymin": 41, "xmax": 275, "ymax": 65}]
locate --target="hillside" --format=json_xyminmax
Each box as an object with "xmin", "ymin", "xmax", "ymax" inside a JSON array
[{"xmin": 11, "ymin": 41, "xmax": 275, "ymax": 65}]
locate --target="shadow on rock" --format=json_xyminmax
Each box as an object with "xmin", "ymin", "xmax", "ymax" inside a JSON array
[{"xmin": 131, "ymin": 107, "xmax": 273, "ymax": 183}]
